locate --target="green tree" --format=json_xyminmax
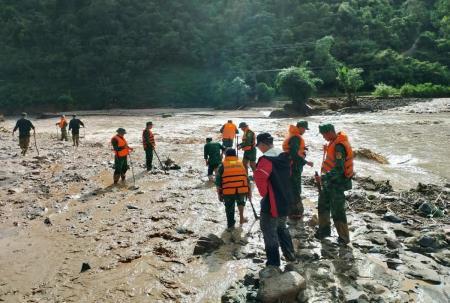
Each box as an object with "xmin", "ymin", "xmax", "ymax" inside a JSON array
[
  {"xmin": 275, "ymin": 65, "xmax": 322, "ymax": 114},
  {"xmin": 255, "ymin": 82, "xmax": 275, "ymax": 103},
  {"xmin": 336, "ymin": 66, "xmax": 364, "ymax": 105}
]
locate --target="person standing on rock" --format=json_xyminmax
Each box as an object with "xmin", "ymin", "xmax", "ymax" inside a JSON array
[
  {"xmin": 111, "ymin": 128, "xmax": 133, "ymax": 184},
  {"xmin": 315, "ymin": 124, "xmax": 354, "ymax": 245},
  {"xmin": 215, "ymin": 148, "xmax": 250, "ymax": 229},
  {"xmin": 220, "ymin": 120, "xmax": 238, "ymax": 148},
  {"xmin": 282, "ymin": 121, "xmax": 313, "ymax": 220},
  {"xmin": 12, "ymin": 112, "xmax": 35, "ymax": 156},
  {"xmin": 204, "ymin": 137, "xmax": 224, "ymax": 181},
  {"xmin": 237, "ymin": 122, "xmax": 257, "ymax": 175},
  {"xmin": 68, "ymin": 114, "xmax": 85, "ymax": 147},
  {"xmin": 55, "ymin": 115, "xmax": 68, "ymax": 141},
  {"xmin": 142, "ymin": 121, "xmax": 156, "ymax": 171},
  {"xmin": 254, "ymin": 133, "xmax": 296, "ymax": 267}
]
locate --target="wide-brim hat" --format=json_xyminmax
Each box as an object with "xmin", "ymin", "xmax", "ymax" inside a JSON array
[
  {"xmin": 296, "ymin": 121, "xmax": 309, "ymax": 130},
  {"xmin": 116, "ymin": 128, "xmax": 127, "ymax": 134}
]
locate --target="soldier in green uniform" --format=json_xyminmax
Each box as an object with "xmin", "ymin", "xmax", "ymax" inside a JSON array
[
  {"xmin": 111, "ymin": 128, "xmax": 133, "ymax": 184},
  {"xmin": 315, "ymin": 124, "xmax": 354, "ymax": 245},
  {"xmin": 282, "ymin": 121, "xmax": 313, "ymax": 219},
  {"xmin": 204, "ymin": 137, "xmax": 224, "ymax": 181},
  {"xmin": 237, "ymin": 122, "xmax": 257, "ymax": 175}
]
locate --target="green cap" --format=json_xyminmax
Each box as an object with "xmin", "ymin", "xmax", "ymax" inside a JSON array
[
  {"xmin": 319, "ymin": 124, "xmax": 335, "ymax": 134},
  {"xmin": 116, "ymin": 128, "xmax": 126, "ymax": 134},
  {"xmin": 206, "ymin": 137, "xmax": 212, "ymax": 142},
  {"xmin": 296, "ymin": 121, "xmax": 309, "ymax": 130}
]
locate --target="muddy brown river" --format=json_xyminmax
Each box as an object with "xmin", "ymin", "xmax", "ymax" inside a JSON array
[{"xmin": 0, "ymin": 99, "xmax": 449, "ymax": 302}]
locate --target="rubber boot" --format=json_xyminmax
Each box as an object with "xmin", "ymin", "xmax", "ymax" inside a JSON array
[
  {"xmin": 121, "ymin": 174, "xmax": 126, "ymax": 182},
  {"xmin": 315, "ymin": 214, "xmax": 331, "ymax": 239},
  {"xmin": 113, "ymin": 173, "xmax": 120, "ymax": 184},
  {"xmin": 335, "ymin": 221, "xmax": 350, "ymax": 245}
]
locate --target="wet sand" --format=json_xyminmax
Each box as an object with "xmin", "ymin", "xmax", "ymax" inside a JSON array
[{"xmin": 0, "ymin": 100, "xmax": 449, "ymax": 302}]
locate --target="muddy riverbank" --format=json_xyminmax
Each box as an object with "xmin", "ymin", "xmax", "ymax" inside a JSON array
[{"xmin": 0, "ymin": 99, "xmax": 449, "ymax": 302}]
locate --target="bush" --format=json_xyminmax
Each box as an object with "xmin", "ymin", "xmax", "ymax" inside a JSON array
[
  {"xmin": 399, "ymin": 83, "xmax": 450, "ymax": 98},
  {"xmin": 372, "ymin": 83, "xmax": 399, "ymax": 98},
  {"xmin": 255, "ymin": 82, "xmax": 275, "ymax": 103}
]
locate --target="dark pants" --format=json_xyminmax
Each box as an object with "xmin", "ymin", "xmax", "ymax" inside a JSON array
[
  {"xmin": 61, "ymin": 128, "xmax": 68, "ymax": 141},
  {"xmin": 223, "ymin": 194, "xmax": 246, "ymax": 228},
  {"xmin": 145, "ymin": 148, "xmax": 153, "ymax": 170},
  {"xmin": 207, "ymin": 163, "xmax": 219, "ymax": 176},
  {"xmin": 289, "ymin": 167, "xmax": 304, "ymax": 216},
  {"xmin": 72, "ymin": 132, "xmax": 80, "ymax": 146},
  {"xmin": 222, "ymin": 139, "xmax": 234, "ymax": 148},
  {"xmin": 260, "ymin": 213, "xmax": 295, "ymax": 266}
]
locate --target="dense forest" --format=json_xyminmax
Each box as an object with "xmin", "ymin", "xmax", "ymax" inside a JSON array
[{"xmin": 0, "ymin": 0, "xmax": 449, "ymax": 113}]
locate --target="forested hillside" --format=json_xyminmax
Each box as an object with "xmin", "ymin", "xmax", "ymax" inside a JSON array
[{"xmin": 0, "ymin": 0, "xmax": 449, "ymax": 112}]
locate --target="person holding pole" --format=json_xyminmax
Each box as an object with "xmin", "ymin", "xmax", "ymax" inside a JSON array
[
  {"xmin": 111, "ymin": 128, "xmax": 133, "ymax": 184},
  {"xmin": 55, "ymin": 115, "xmax": 68, "ymax": 141},
  {"xmin": 12, "ymin": 112, "xmax": 35, "ymax": 156},
  {"xmin": 142, "ymin": 121, "xmax": 156, "ymax": 171}
]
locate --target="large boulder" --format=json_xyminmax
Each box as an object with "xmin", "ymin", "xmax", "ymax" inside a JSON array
[{"xmin": 257, "ymin": 271, "xmax": 306, "ymax": 303}]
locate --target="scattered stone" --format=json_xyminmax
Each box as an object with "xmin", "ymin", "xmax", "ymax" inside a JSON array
[
  {"xmin": 257, "ymin": 271, "xmax": 306, "ymax": 303},
  {"xmin": 418, "ymin": 202, "xmax": 444, "ymax": 217},
  {"xmin": 393, "ymin": 226, "xmax": 415, "ymax": 238},
  {"xmin": 43, "ymin": 217, "xmax": 52, "ymax": 226},
  {"xmin": 126, "ymin": 204, "xmax": 140, "ymax": 210},
  {"xmin": 80, "ymin": 262, "xmax": 91, "ymax": 273},
  {"xmin": 386, "ymin": 258, "xmax": 403, "ymax": 270},
  {"xmin": 259, "ymin": 266, "xmax": 281, "ymax": 279},
  {"xmin": 162, "ymin": 113, "xmax": 173, "ymax": 118},
  {"xmin": 382, "ymin": 212, "xmax": 402, "ymax": 223},
  {"xmin": 385, "ymin": 237, "xmax": 402, "ymax": 249},
  {"xmin": 193, "ymin": 234, "xmax": 224, "ymax": 255}
]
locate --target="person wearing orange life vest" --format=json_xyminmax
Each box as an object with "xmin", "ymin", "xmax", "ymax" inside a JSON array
[
  {"xmin": 237, "ymin": 122, "xmax": 256, "ymax": 175},
  {"xmin": 220, "ymin": 120, "xmax": 238, "ymax": 148},
  {"xmin": 55, "ymin": 115, "xmax": 68, "ymax": 141},
  {"xmin": 111, "ymin": 128, "xmax": 133, "ymax": 184},
  {"xmin": 282, "ymin": 121, "xmax": 313, "ymax": 219},
  {"xmin": 215, "ymin": 149, "xmax": 250, "ymax": 229},
  {"xmin": 314, "ymin": 124, "xmax": 354, "ymax": 245}
]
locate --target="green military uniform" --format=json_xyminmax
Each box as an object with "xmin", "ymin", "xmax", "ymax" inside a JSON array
[
  {"xmin": 288, "ymin": 135, "xmax": 307, "ymax": 216},
  {"xmin": 111, "ymin": 130, "xmax": 129, "ymax": 183},
  {"xmin": 215, "ymin": 164, "xmax": 247, "ymax": 229},
  {"xmin": 316, "ymin": 124, "xmax": 352, "ymax": 244},
  {"xmin": 240, "ymin": 129, "xmax": 256, "ymax": 162},
  {"xmin": 204, "ymin": 140, "xmax": 224, "ymax": 176},
  {"xmin": 142, "ymin": 125, "xmax": 155, "ymax": 171}
]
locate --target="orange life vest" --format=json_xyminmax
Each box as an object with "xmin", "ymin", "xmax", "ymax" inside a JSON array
[
  {"xmin": 221, "ymin": 156, "xmax": 249, "ymax": 196},
  {"xmin": 321, "ymin": 131, "xmax": 354, "ymax": 178},
  {"xmin": 142, "ymin": 129, "xmax": 155, "ymax": 149},
  {"xmin": 58, "ymin": 118, "xmax": 68, "ymax": 129},
  {"xmin": 222, "ymin": 123, "xmax": 237, "ymax": 140},
  {"xmin": 111, "ymin": 135, "xmax": 130, "ymax": 158},
  {"xmin": 242, "ymin": 128, "xmax": 255, "ymax": 151},
  {"xmin": 282, "ymin": 125, "xmax": 305, "ymax": 158}
]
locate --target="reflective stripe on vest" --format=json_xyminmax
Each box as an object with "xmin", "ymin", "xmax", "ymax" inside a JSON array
[
  {"xmin": 321, "ymin": 132, "xmax": 354, "ymax": 178},
  {"xmin": 222, "ymin": 123, "xmax": 237, "ymax": 140},
  {"xmin": 112, "ymin": 135, "xmax": 129, "ymax": 157},
  {"xmin": 242, "ymin": 129, "xmax": 255, "ymax": 151},
  {"xmin": 221, "ymin": 156, "xmax": 249, "ymax": 195},
  {"xmin": 282, "ymin": 125, "xmax": 306, "ymax": 158}
]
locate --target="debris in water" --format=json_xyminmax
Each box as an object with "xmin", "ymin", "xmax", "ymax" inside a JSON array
[
  {"xmin": 44, "ymin": 217, "xmax": 52, "ymax": 225},
  {"xmin": 354, "ymin": 148, "xmax": 389, "ymax": 164},
  {"xmin": 126, "ymin": 204, "xmax": 140, "ymax": 210}
]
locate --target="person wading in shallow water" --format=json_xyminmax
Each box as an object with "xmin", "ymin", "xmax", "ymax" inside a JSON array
[
  {"xmin": 204, "ymin": 137, "xmax": 224, "ymax": 181},
  {"xmin": 220, "ymin": 120, "xmax": 238, "ymax": 148},
  {"xmin": 68, "ymin": 114, "xmax": 85, "ymax": 147},
  {"xmin": 12, "ymin": 112, "xmax": 35, "ymax": 156},
  {"xmin": 254, "ymin": 133, "xmax": 296, "ymax": 271},
  {"xmin": 111, "ymin": 128, "xmax": 133, "ymax": 184},
  {"xmin": 55, "ymin": 115, "xmax": 68, "ymax": 141},
  {"xmin": 216, "ymin": 149, "xmax": 250, "ymax": 229},
  {"xmin": 315, "ymin": 123, "xmax": 354, "ymax": 245},
  {"xmin": 237, "ymin": 122, "xmax": 257, "ymax": 176},
  {"xmin": 282, "ymin": 121, "xmax": 313, "ymax": 220},
  {"xmin": 142, "ymin": 121, "xmax": 156, "ymax": 171}
]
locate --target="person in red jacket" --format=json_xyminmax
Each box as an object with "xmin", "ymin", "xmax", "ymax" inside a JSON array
[{"xmin": 254, "ymin": 133, "xmax": 295, "ymax": 268}]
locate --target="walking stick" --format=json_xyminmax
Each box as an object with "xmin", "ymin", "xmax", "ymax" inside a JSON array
[
  {"xmin": 128, "ymin": 152, "xmax": 137, "ymax": 188},
  {"xmin": 33, "ymin": 132, "xmax": 40, "ymax": 156},
  {"xmin": 153, "ymin": 149, "xmax": 167, "ymax": 171},
  {"xmin": 248, "ymin": 187, "xmax": 259, "ymax": 220},
  {"xmin": 56, "ymin": 126, "xmax": 59, "ymax": 140},
  {"xmin": 236, "ymin": 134, "xmax": 239, "ymax": 158}
]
